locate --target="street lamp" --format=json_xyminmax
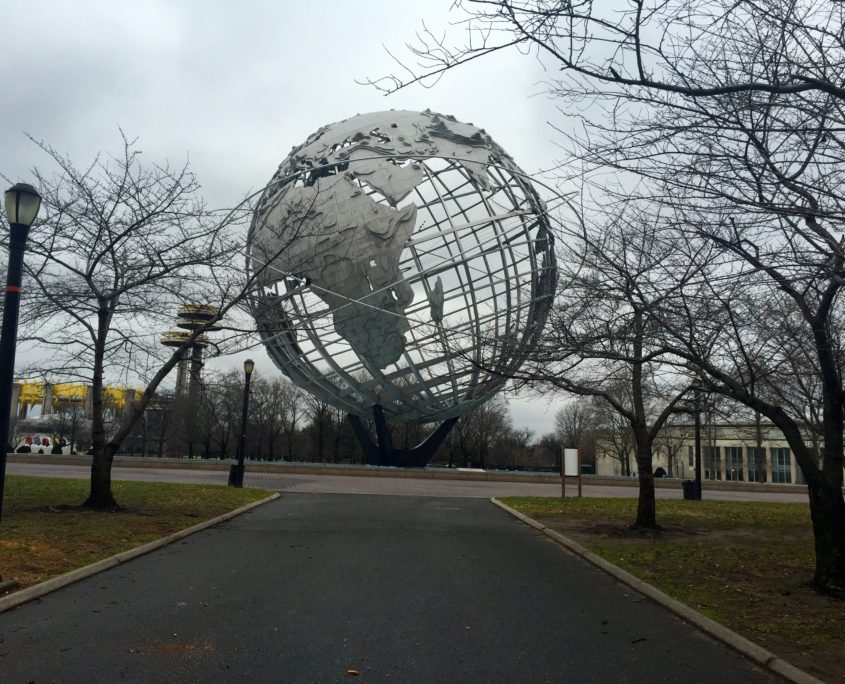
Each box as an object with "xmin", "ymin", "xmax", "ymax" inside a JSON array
[
  {"xmin": 228, "ymin": 359, "xmax": 255, "ymax": 488},
  {"xmin": 0, "ymin": 183, "xmax": 42, "ymax": 524},
  {"xmin": 692, "ymin": 387, "xmax": 703, "ymax": 500}
]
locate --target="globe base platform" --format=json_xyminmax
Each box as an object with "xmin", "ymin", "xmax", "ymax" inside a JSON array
[{"xmin": 347, "ymin": 405, "xmax": 457, "ymax": 468}]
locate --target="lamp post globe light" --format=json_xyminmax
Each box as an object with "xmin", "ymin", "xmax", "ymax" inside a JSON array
[
  {"xmin": 0, "ymin": 183, "xmax": 42, "ymax": 524},
  {"xmin": 228, "ymin": 359, "xmax": 255, "ymax": 488}
]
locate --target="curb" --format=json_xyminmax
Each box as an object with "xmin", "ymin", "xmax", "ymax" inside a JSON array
[
  {"xmin": 490, "ymin": 498, "xmax": 823, "ymax": 684},
  {"xmin": 0, "ymin": 492, "xmax": 281, "ymax": 615}
]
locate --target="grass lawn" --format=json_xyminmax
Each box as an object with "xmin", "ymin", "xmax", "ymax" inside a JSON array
[
  {"xmin": 501, "ymin": 496, "xmax": 844, "ymax": 684},
  {"xmin": 0, "ymin": 476, "xmax": 270, "ymax": 592}
]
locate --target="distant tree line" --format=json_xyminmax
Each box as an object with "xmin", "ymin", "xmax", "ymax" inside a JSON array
[{"xmin": 108, "ymin": 374, "xmax": 573, "ymax": 470}]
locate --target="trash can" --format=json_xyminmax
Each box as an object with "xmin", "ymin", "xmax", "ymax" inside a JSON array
[{"xmin": 682, "ymin": 480, "xmax": 696, "ymax": 500}]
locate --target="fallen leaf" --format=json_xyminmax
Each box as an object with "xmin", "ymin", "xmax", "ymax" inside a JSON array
[{"xmin": 346, "ymin": 668, "xmax": 360, "ymax": 676}]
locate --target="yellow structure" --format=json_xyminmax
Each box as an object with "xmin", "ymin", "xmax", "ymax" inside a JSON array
[{"xmin": 14, "ymin": 380, "xmax": 142, "ymax": 417}]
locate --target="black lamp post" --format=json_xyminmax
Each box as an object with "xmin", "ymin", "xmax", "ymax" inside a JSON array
[
  {"xmin": 228, "ymin": 359, "xmax": 255, "ymax": 488},
  {"xmin": 692, "ymin": 387, "xmax": 703, "ymax": 500},
  {"xmin": 0, "ymin": 183, "xmax": 42, "ymax": 524},
  {"xmin": 678, "ymin": 385, "xmax": 705, "ymax": 501}
]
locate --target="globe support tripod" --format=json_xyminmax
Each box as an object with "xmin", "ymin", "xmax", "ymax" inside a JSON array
[{"xmin": 347, "ymin": 404, "xmax": 458, "ymax": 468}]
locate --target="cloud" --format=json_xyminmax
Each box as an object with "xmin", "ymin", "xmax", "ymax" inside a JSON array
[{"xmin": 1, "ymin": 0, "xmax": 564, "ymax": 430}]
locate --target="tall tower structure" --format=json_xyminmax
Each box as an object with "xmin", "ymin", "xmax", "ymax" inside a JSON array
[
  {"xmin": 176, "ymin": 304, "xmax": 222, "ymax": 401},
  {"xmin": 160, "ymin": 304, "xmax": 222, "ymax": 397}
]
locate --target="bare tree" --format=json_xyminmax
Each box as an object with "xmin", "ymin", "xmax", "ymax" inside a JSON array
[
  {"xmin": 534, "ymin": 432, "xmax": 562, "ymax": 470},
  {"xmin": 559, "ymin": 26, "xmax": 845, "ymax": 587},
  {"xmin": 369, "ymin": 1, "xmax": 845, "ymax": 101},
  {"xmin": 277, "ymin": 379, "xmax": 306, "ymax": 462},
  {"xmin": 558, "ymin": 5, "xmax": 845, "ymax": 585},
  {"xmin": 248, "ymin": 376, "xmax": 305, "ymax": 461},
  {"xmin": 502, "ymin": 208, "xmax": 708, "ymax": 526},
  {"xmin": 554, "ymin": 399, "xmax": 593, "ymax": 450},
  {"xmin": 193, "ymin": 373, "xmax": 241, "ymax": 460},
  {"xmin": 450, "ymin": 395, "xmax": 512, "ymax": 469},
  {"xmin": 207, "ymin": 387, "xmax": 238, "ymax": 460},
  {"xmin": 487, "ymin": 424, "xmax": 534, "ymax": 470},
  {"xmin": 426, "ymin": 397, "xmax": 510, "ymax": 469},
  {"xmin": 42, "ymin": 404, "xmax": 87, "ymax": 455},
  {"xmin": 653, "ymin": 416, "xmax": 689, "ymax": 479},
  {"xmin": 6, "ymin": 134, "xmax": 277, "ymax": 509},
  {"xmin": 376, "ymin": 0, "xmax": 845, "ymax": 590},
  {"xmin": 591, "ymin": 397, "xmax": 635, "ymax": 478},
  {"xmin": 304, "ymin": 396, "xmax": 335, "ymax": 463},
  {"xmin": 145, "ymin": 396, "xmax": 170, "ymax": 459}
]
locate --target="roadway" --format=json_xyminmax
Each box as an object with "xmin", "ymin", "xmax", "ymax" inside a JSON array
[
  {"xmin": 0, "ymin": 493, "xmax": 776, "ymax": 683},
  {"xmin": 7, "ymin": 461, "xmax": 810, "ymax": 503}
]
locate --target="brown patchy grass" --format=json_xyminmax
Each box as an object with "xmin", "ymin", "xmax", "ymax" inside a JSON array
[
  {"xmin": 0, "ymin": 476, "xmax": 270, "ymax": 591},
  {"xmin": 501, "ymin": 496, "xmax": 845, "ymax": 684}
]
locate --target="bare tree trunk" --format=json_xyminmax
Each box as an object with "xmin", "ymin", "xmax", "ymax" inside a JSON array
[
  {"xmin": 86, "ymin": 445, "xmax": 116, "ymax": 509},
  {"xmin": 284, "ymin": 429, "xmax": 293, "ymax": 462},
  {"xmin": 806, "ymin": 477, "xmax": 845, "ymax": 589},
  {"xmin": 84, "ymin": 307, "xmax": 117, "ymax": 509},
  {"xmin": 631, "ymin": 312, "xmax": 656, "ymax": 528},
  {"xmin": 633, "ymin": 438, "xmax": 656, "ymax": 528},
  {"xmin": 140, "ymin": 413, "xmax": 147, "ymax": 458},
  {"xmin": 157, "ymin": 412, "xmax": 166, "ymax": 458}
]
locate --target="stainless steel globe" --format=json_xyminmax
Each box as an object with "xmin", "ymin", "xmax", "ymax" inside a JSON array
[{"xmin": 247, "ymin": 109, "xmax": 556, "ymax": 426}]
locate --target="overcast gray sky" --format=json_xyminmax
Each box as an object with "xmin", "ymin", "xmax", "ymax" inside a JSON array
[{"xmin": 0, "ymin": 0, "xmax": 570, "ymax": 436}]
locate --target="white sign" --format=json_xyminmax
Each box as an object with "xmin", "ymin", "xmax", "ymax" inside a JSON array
[{"xmin": 563, "ymin": 448, "xmax": 579, "ymax": 477}]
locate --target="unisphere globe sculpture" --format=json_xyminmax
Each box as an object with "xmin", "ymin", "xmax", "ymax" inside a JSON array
[{"xmin": 247, "ymin": 109, "xmax": 556, "ymax": 465}]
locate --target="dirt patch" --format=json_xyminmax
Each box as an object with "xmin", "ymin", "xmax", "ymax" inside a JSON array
[
  {"xmin": 573, "ymin": 521, "xmax": 703, "ymax": 539},
  {"xmin": 147, "ymin": 639, "xmax": 216, "ymax": 657},
  {"xmin": 0, "ymin": 539, "xmax": 71, "ymax": 587}
]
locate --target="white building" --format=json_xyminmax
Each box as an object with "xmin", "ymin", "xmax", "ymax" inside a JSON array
[{"xmin": 595, "ymin": 422, "xmax": 825, "ymax": 484}]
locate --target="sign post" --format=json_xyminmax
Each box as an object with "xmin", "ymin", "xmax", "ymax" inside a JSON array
[
  {"xmin": 577, "ymin": 449, "xmax": 583, "ymax": 497},
  {"xmin": 560, "ymin": 446, "xmax": 565, "ymax": 498},
  {"xmin": 563, "ymin": 448, "xmax": 579, "ymax": 499}
]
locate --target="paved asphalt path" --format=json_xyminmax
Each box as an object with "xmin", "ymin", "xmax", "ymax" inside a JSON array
[
  {"xmin": 0, "ymin": 494, "xmax": 775, "ymax": 683},
  {"xmin": 8, "ymin": 461, "xmax": 810, "ymax": 502}
]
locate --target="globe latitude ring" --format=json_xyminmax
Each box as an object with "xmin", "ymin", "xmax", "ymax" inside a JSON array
[{"xmin": 247, "ymin": 109, "xmax": 556, "ymax": 432}]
